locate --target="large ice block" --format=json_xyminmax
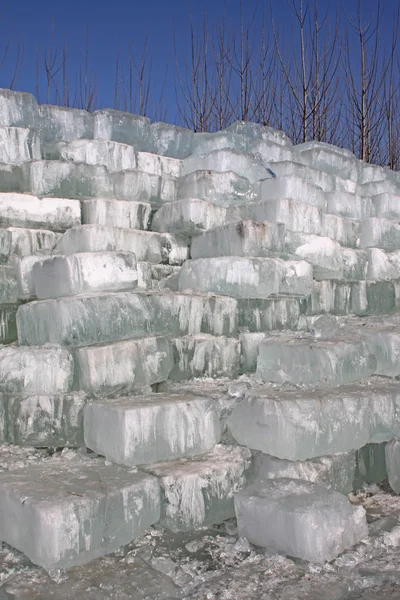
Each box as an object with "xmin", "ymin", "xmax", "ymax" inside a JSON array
[
  {"xmin": 267, "ymin": 160, "xmax": 336, "ymax": 192},
  {"xmin": 357, "ymin": 323, "xmax": 400, "ymax": 377},
  {"xmin": 0, "ymin": 127, "xmax": 40, "ymax": 164},
  {"xmin": 0, "ymin": 346, "xmax": 74, "ymax": 394},
  {"xmin": 74, "ymin": 336, "xmax": 173, "ymax": 396},
  {"xmin": 191, "ymin": 220, "xmax": 284, "ymax": 259},
  {"xmin": 60, "ymin": 138, "xmax": 136, "ymax": 172},
  {"xmin": 354, "ymin": 442, "xmax": 387, "ymax": 488},
  {"xmin": 226, "ymin": 121, "xmax": 293, "ymax": 146},
  {"xmin": 17, "ymin": 291, "xmax": 238, "ymax": 346},
  {"xmin": 12, "ymin": 255, "xmax": 48, "ymax": 299},
  {"xmin": 366, "ymin": 248, "xmax": 400, "ymax": 280},
  {"xmin": 93, "ymin": 108, "xmax": 151, "ymax": 149},
  {"xmin": 113, "ymin": 168, "xmax": 177, "ymax": 204},
  {"xmin": 358, "ymin": 180, "xmax": 396, "ymax": 197},
  {"xmin": 234, "ymin": 478, "xmax": 367, "ymax": 562},
  {"xmin": 191, "ymin": 131, "xmax": 248, "ymax": 155},
  {"xmin": 237, "ymin": 296, "xmax": 304, "ymax": 332},
  {"xmin": 81, "ymin": 197, "xmax": 151, "ymax": 230},
  {"xmin": 321, "ymin": 213, "xmax": 360, "ymax": 248},
  {"xmin": 259, "ymin": 176, "xmax": 326, "ymax": 209},
  {"xmin": 7, "ymin": 227, "xmax": 58, "ymax": 257},
  {"xmin": 22, "ymin": 161, "xmax": 114, "ymax": 199},
  {"xmin": 170, "ymin": 335, "xmax": 241, "ymax": 379},
  {"xmin": 150, "ymin": 121, "xmax": 193, "ymax": 158},
  {"xmin": 143, "ymin": 445, "xmax": 251, "ymax": 531},
  {"xmin": 385, "ymin": 439, "xmax": 400, "ymax": 493},
  {"xmin": 38, "ymin": 105, "xmax": 94, "ymax": 142},
  {"xmin": 178, "ymin": 170, "xmax": 256, "ymax": 207},
  {"xmin": 4, "ymin": 391, "xmax": 87, "ymax": 447},
  {"xmin": 181, "ymin": 148, "xmax": 274, "ymax": 183},
  {"xmin": 0, "ymin": 89, "xmax": 38, "ymax": 128},
  {"xmin": 296, "ymin": 141, "xmax": 359, "ymax": 181},
  {"xmin": 33, "ymin": 251, "xmax": 138, "ymax": 299},
  {"xmin": 372, "ymin": 193, "xmax": 400, "ymax": 218},
  {"xmin": 241, "ymin": 198, "xmax": 323, "ymax": 235},
  {"xmin": 0, "ymin": 229, "xmax": 11, "ymax": 263},
  {"xmin": 84, "ymin": 394, "xmax": 221, "ymax": 466},
  {"xmin": 360, "ymin": 217, "xmax": 400, "ymax": 250},
  {"xmin": 0, "ymin": 265, "xmax": 19, "ymax": 304},
  {"xmin": 250, "ymin": 139, "xmax": 295, "ymax": 163},
  {"xmin": 228, "ymin": 378, "xmax": 400, "ymax": 460},
  {"xmin": 326, "ymin": 191, "xmax": 372, "ymax": 220},
  {"xmin": 152, "ymin": 198, "xmax": 227, "ymax": 235},
  {"xmin": 256, "ymin": 335, "xmax": 376, "ymax": 386},
  {"xmin": 289, "ymin": 235, "xmax": 343, "ymax": 280},
  {"xmin": 136, "ymin": 150, "xmax": 182, "ymax": 178},
  {"xmin": 0, "ymin": 304, "xmax": 18, "ymax": 344},
  {"xmin": 54, "ymin": 225, "xmax": 188, "ymax": 265},
  {"xmin": 178, "ymin": 256, "xmax": 281, "ymax": 298},
  {"xmin": 251, "ymin": 451, "xmax": 356, "ymax": 495},
  {"xmin": 0, "ymin": 192, "xmax": 81, "ymax": 231},
  {"xmin": 0, "ymin": 454, "xmax": 160, "ymax": 570}
]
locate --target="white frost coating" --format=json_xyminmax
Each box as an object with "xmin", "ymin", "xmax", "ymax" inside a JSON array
[
  {"xmin": 60, "ymin": 139, "xmax": 136, "ymax": 172},
  {"xmin": 145, "ymin": 445, "xmax": 251, "ymax": 530},
  {"xmin": 294, "ymin": 236, "xmax": 343, "ymax": 279},
  {"xmin": 0, "ymin": 346, "xmax": 74, "ymax": 394},
  {"xmin": 136, "ymin": 151, "xmax": 182, "ymax": 178},
  {"xmin": 84, "ymin": 395, "xmax": 221, "ymax": 466}
]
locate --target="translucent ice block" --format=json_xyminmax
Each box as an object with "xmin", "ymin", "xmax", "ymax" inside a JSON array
[
  {"xmin": 191, "ymin": 131, "xmax": 248, "ymax": 155},
  {"xmin": 385, "ymin": 439, "xmax": 400, "ymax": 493},
  {"xmin": 321, "ymin": 214, "xmax": 360, "ymax": 248},
  {"xmin": 0, "ymin": 265, "xmax": 19, "ymax": 304},
  {"xmin": 228, "ymin": 378, "xmax": 400, "ymax": 460},
  {"xmin": 38, "ymin": 104, "xmax": 94, "ymax": 142},
  {"xmin": 0, "ymin": 127, "xmax": 40, "ymax": 164},
  {"xmin": 93, "ymin": 108, "xmax": 151, "ymax": 150},
  {"xmin": 234, "ymin": 478, "xmax": 367, "ymax": 562},
  {"xmin": 242, "ymin": 197, "xmax": 323, "ymax": 235},
  {"xmin": 0, "ymin": 304, "xmax": 18, "ymax": 344},
  {"xmin": 296, "ymin": 141, "xmax": 358, "ymax": 181},
  {"xmin": 267, "ymin": 160, "xmax": 336, "ymax": 192},
  {"xmin": 150, "ymin": 122, "xmax": 193, "ymax": 158},
  {"xmin": 0, "ymin": 89, "xmax": 38, "ymax": 128},
  {"xmin": 7, "ymin": 227, "xmax": 58, "ymax": 257},
  {"xmin": 178, "ymin": 170, "xmax": 256, "ymax": 207},
  {"xmin": 152, "ymin": 198, "xmax": 227, "ymax": 236},
  {"xmin": 84, "ymin": 394, "xmax": 221, "ymax": 466},
  {"xmin": 60, "ymin": 138, "xmax": 136, "ymax": 172},
  {"xmin": 170, "ymin": 334, "xmax": 241, "ymax": 380},
  {"xmin": 113, "ymin": 168, "xmax": 177, "ymax": 204},
  {"xmin": 81, "ymin": 198, "xmax": 151, "ymax": 230},
  {"xmin": 372, "ymin": 193, "xmax": 400, "ymax": 218},
  {"xmin": 259, "ymin": 176, "xmax": 326, "ymax": 209},
  {"xmin": 326, "ymin": 191, "xmax": 373, "ymax": 220},
  {"xmin": 237, "ymin": 296, "xmax": 304, "ymax": 332},
  {"xmin": 0, "ymin": 192, "xmax": 81, "ymax": 232},
  {"xmin": 354, "ymin": 442, "xmax": 387, "ymax": 488},
  {"xmin": 136, "ymin": 150, "xmax": 182, "ymax": 178},
  {"xmin": 181, "ymin": 148, "xmax": 274, "ymax": 183},
  {"xmin": 0, "ymin": 454, "xmax": 160, "ymax": 570},
  {"xmin": 360, "ymin": 217, "xmax": 400, "ymax": 250}
]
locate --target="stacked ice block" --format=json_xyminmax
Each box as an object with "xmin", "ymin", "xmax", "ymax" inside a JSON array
[{"xmin": 1, "ymin": 88, "xmax": 400, "ymax": 570}]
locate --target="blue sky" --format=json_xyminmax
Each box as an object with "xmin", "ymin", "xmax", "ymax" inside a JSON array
[{"xmin": 0, "ymin": 0, "xmax": 397, "ymax": 123}]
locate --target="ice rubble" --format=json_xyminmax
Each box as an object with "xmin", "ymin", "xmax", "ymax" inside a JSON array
[{"xmin": 2, "ymin": 88, "xmax": 400, "ymax": 579}]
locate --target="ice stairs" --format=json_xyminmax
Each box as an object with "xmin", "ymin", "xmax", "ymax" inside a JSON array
[{"xmin": 1, "ymin": 88, "xmax": 400, "ymax": 571}]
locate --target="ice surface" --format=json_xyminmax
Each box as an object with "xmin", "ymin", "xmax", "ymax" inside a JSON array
[
  {"xmin": 321, "ymin": 213, "xmax": 360, "ymax": 248},
  {"xmin": 360, "ymin": 218, "xmax": 400, "ymax": 250},
  {"xmin": 7, "ymin": 227, "xmax": 58, "ymax": 257},
  {"xmin": 181, "ymin": 148, "xmax": 274, "ymax": 183},
  {"xmin": 372, "ymin": 193, "xmax": 400, "ymax": 218},
  {"xmin": 256, "ymin": 336, "xmax": 376, "ymax": 386},
  {"xmin": 84, "ymin": 394, "xmax": 221, "ymax": 466},
  {"xmin": 22, "ymin": 160, "xmax": 114, "ymax": 199},
  {"xmin": 358, "ymin": 180, "xmax": 396, "ymax": 197},
  {"xmin": 179, "ymin": 257, "xmax": 281, "ymax": 298},
  {"xmin": 267, "ymin": 160, "xmax": 337, "ymax": 192},
  {"xmin": 17, "ymin": 291, "xmax": 238, "ymax": 346},
  {"xmin": 0, "ymin": 228, "xmax": 11, "ymax": 263},
  {"xmin": 191, "ymin": 220, "xmax": 284, "ymax": 259},
  {"xmin": 367, "ymin": 248, "xmax": 400, "ymax": 280},
  {"xmin": 191, "ymin": 131, "xmax": 248, "ymax": 155},
  {"xmin": 152, "ymin": 198, "xmax": 227, "ymax": 236},
  {"xmin": 143, "ymin": 445, "xmax": 251, "ymax": 531},
  {"xmin": 237, "ymin": 296, "xmax": 304, "ymax": 332},
  {"xmin": 170, "ymin": 335, "xmax": 241, "ymax": 379},
  {"xmin": 240, "ymin": 332, "xmax": 269, "ymax": 372},
  {"xmin": 228, "ymin": 378, "xmax": 400, "ymax": 460},
  {"xmin": 0, "ymin": 345, "xmax": 74, "ymax": 394},
  {"xmin": 74, "ymin": 336, "xmax": 173, "ymax": 396},
  {"xmin": 226, "ymin": 121, "xmax": 293, "ymax": 146},
  {"xmin": 150, "ymin": 121, "xmax": 193, "ymax": 158},
  {"xmin": 250, "ymin": 139, "xmax": 295, "ymax": 163},
  {"xmin": 33, "ymin": 251, "xmax": 138, "ymax": 299},
  {"xmin": 113, "ymin": 169, "xmax": 177, "ymax": 204},
  {"xmin": 178, "ymin": 170, "xmax": 255, "ymax": 207},
  {"xmin": 234, "ymin": 478, "xmax": 367, "ymax": 562},
  {"xmin": 310, "ymin": 314, "xmax": 340, "ymax": 339},
  {"xmin": 242, "ymin": 197, "xmax": 322, "ymax": 235},
  {"xmin": 38, "ymin": 105, "xmax": 94, "ymax": 142},
  {"xmin": 296, "ymin": 141, "xmax": 359, "ymax": 181},
  {"xmin": 93, "ymin": 109, "xmax": 151, "ymax": 149},
  {"xmin": 60, "ymin": 138, "xmax": 136, "ymax": 172},
  {"xmin": 55, "ymin": 225, "xmax": 188, "ymax": 265},
  {"xmin": 385, "ymin": 439, "xmax": 400, "ymax": 493},
  {"xmin": 326, "ymin": 191, "xmax": 373, "ymax": 220},
  {"xmin": 81, "ymin": 198, "xmax": 151, "ymax": 230},
  {"xmin": 251, "ymin": 451, "xmax": 356, "ymax": 495},
  {"xmin": 354, "ymin": 442, "xmax": 387, "ymax": 488},
  {"xmin": 12, "ymin": 255, "xmax": 48, "ymax": 300},
  {"xmin": 0, "ymin": 192, "xmax": 81, "ymax": 232},
  {"xmin": 3, "ymin": 391, "xmax": 87, "ymax": 447},
  {"xmin": 357, "ymin": 325, "xmax": 400, "ymax": 377},
  {"xmin": 0, "ymin": 265, "xmax": 19, "ymax": 304},
  {"xmin": 136, "ymin": 150, "xmax": 182, "ymax": 177},
  {"xmin": 0, "ymin": 454, "xmax": 160, "ymax": 570},
  {"xmin": 0, "ymin": 304, "xmax": 18, "ymax": 344},
  {"xmin": 0, "ymin": 127, "xmax": 40, "ymax": 164},
  {"xmin": 259, "ymin": 176, "xmax": 326, "ymax": 209},
  {"xmin": 0, "ymin": 89, "xmax": 38, "ymax": 128}
]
